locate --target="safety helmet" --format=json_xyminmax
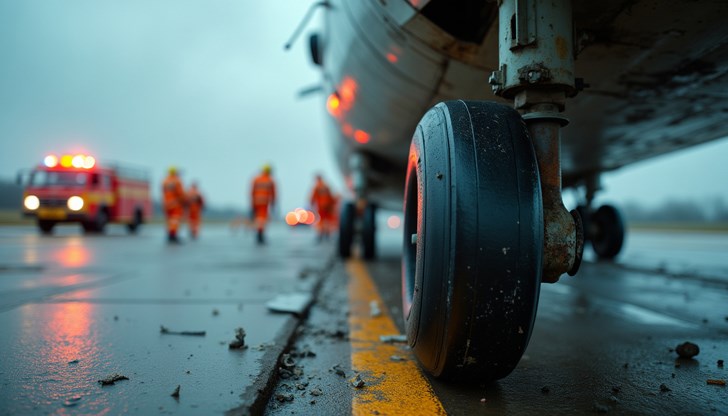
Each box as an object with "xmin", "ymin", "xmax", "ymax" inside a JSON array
[
  {"xmin": 168, "ymin": 166, "xmax": 177, "ymax": 175},
  {"xmin": 262, "ymin": 164, "xmax": 272, "ymax": 174}
]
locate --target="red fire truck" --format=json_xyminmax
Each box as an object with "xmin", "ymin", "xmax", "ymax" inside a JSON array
[{"xmin": 20, "ymin": 154, "xmax": 153, "ymax": 234}]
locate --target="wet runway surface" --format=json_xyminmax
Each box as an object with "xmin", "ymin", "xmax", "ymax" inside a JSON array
[{"xmin": 0, "ymin": 221, "xmax": 726, "ymax": 415}]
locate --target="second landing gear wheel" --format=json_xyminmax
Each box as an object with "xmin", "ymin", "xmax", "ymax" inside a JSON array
[
  {"xmin": 402, "ymin": 100, "xmax": 544, "ymax": 382},
  {"xmin": 338, "ymin": 201, "xmax": 355, "ymax": 258},
  {"xmin": 362, "ymin": 203, "xmax": 377, "ymax": 260},
  {"xmin": 591, "ymin": 204, "xmax": 624, "ymax": 260}
]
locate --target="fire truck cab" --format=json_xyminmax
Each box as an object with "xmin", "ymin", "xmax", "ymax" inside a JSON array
[{"xmin": 20, "ymin": 154, "xmax": 152, "ymax": 234}]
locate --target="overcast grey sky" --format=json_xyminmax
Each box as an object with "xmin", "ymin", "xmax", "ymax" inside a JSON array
[{"xmin": 1, "ymin": 1, "xmax": 727, "ymax": 214}]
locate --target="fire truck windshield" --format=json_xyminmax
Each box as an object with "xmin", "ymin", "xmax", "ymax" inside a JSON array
[{"xmin": 30, "ymin": 170, "xmax": 88, "ymax": 187}]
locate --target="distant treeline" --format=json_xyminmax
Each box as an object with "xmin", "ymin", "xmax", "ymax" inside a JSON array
[{"xmin": 621, "ymin": 198, "xmax": 728, "ymax": 223}]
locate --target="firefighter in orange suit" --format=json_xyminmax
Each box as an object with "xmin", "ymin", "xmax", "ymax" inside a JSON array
[
  {"xmin": 186, "ymin": 181, "xmax": 205, "ymax": 239},
  {"xmin": 162, "ymin": 166, "xmax": 186, "ymax": 243},
  {"xmin": 309, "ymin": 174, "xmax": 335, "ymax": 241},
  {"xmin": 250, "ymin": 164, "xmax": 276, "ymax": 244}
]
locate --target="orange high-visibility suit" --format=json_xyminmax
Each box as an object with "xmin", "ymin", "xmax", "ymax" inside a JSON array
[
  {"xmin": 309, "ymin": 175, "xmax": 335, "ymax": 239},
  {"xmin": 250, "ymin": 166, "xmax": 276, "ymax": 243},
  {"xmin": 162, "ymin": 168, "xmax": 186, "ymax": 243},
  {"xmin": 187, "ymin": 183, "xmax": 205, "ymax": 239}
]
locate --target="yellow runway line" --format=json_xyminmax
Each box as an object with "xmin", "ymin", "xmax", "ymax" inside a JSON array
[{"xmin": 347, "ymin": 259, "xmax": 446, "ymax": 416}]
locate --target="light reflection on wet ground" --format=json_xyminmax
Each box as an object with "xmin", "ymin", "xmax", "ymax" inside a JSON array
[{"xmin": 0, "ymin": 223, "xmax": 332, "ymax": 415}]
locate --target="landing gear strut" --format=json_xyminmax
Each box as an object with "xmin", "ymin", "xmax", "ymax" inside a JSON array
[
  {"xmin": 338, "ymin": 153, "xmax": 378, "ymax": 260},
  {"xmin": 403, "ymin": 0, "xmax": 584, "ymax": 382}
]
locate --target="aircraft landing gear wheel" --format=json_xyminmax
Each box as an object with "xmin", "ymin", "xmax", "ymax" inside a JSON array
[
  {"xmin": 338, "ymin": 201, "xmax": 355, "ymax": 258},
  {"xmin": 362, "ymin": 203, "xmax": 377, "ymax": 260},
  {"xmin": 591, "ymin": 204, "xmax": 624, "ymax": 260},
  {"xmin": 402, "ymin": 100, "xmax": 544, "ymax": 382}
]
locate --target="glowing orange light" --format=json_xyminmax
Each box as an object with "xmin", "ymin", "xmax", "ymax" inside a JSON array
[
  {"xmin": 285, "ymin": 212, "xmax": 298, "ymax": 226},
  {"xmin": 304, "ymin": 210, "xmax": 316, "ymax": 225},
  {"xmin": 339, "ymin": 77, "xmax": 357, "ymax": 109},
  {"xmin": 327, "ymin": 93, "xmax": 341, "ymax": 116},
  {"xmin": 386, "ymin": 53, "xmax": 398, "ymax": 63},
  {"xmin": 60, "ymin": 155, "xmax": 73, "ymax": 168},
  {"xmin": 387, "ymin": 215, "xmax": 401, "ymax": 229},
  {"xmin": 354, "ymin": 130, "xmax": 370, "ymax": 144},
  {"xmin": 44, "ymin": 155, "xmax": 58, "ymax": 168},
  {"xmin": 294, "ymin": 208, "xmax": 309, "ymax": 224}
]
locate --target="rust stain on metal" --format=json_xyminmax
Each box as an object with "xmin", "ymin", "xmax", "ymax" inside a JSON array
[{"xmin": 555, "ymin": 36, "xmax": 569, "ymax": 60}]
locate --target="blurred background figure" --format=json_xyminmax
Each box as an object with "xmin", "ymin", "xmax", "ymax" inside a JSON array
[
  {"xmin": 162, "ymin": 166, "xmax": 186, "ymax": 244},
  {"xmin": 250, "ymin": 164, "xmax": 276, "ymax": 244},
  {"xmin": 309, "ymin": 174, "xmax": 336, "ymax": 241},
  {"xmin": 187, "ymin": 181, "xmax": 205, "ymax": 240}
]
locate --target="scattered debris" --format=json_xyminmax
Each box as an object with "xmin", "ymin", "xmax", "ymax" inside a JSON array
[
  {"xmin": 332, "ymin": 364, "xmax": 346, "ymax": 377},
  {"xmin": 541, "ymin": 386, "xmax": 550, "ymax": 394},
  {"xmin": 609, "ymin": 395, "xmax": 619, "ymax": 404},
  {"xmin": 659, "ymin": 384, "xmax": 671, "ymax": 392},
  {"xmin": 611, "ymin": 386, "xmax": 621, "ymax": 394},
  {"xmin": 266, "ymin": 293, "xmax": 313, "ymax": 315},
  {"xmin": 68, "ymin": 359, "xmax": 79, "ymax": 365},
  {"xmin": 672, "ymin": 373, "xmax": 676, "ymax": 378},
  {"xmin": 295, "ymin": 382, "xmax": 309, "ymax": 390},
  {"xmin": 98, "ymin": 373, "xmax": 129, "ymax": 386},
  {"xmin": 281, "ymin": 354, "xmax": 296, "ymax": 369},
  {"xmin": 62, "ymin": 395, "xmax": 82, "ymax": 408},
  {"xmin": 309, "ymin": 388, "xmax": 323, "ymax": 396},
  {"xmin": 479, "ymin": 398, "xmax": 487, "ymax": 403},
  {"xmin": 113, "ymin": 315, "xmax": 119, "ymax": 321},
  {"xmin": 622, "ymin": 363, "xmax": 629, "ymax": 369},
  {"xmin": 702, "ymin": 318, "xmax": 709, "ymax": 324},
  {"xmin": 275, "ymin": 393, "xmax": 294, "ymax": 402},
  {"xmin": 369, "ymin": 301, "xmax": 381, "ymax": 317},
  {"xmin": 171, "ymin": 385, "xmax": 180, "ymax": 398},
  {"xmin": 718, "ymin": 360, "xmax": 724, "ymax": 368},
  {"xmin": 593, "ymin": 402, "xmax": 609, "ymax": 413},
  {"xmin": 675, "ymin": 342, "xmax": 699, "ymax": 359},
  {"xmin": 229, "ymin": 328, "xmax": 248, "ymax": 349},
  {"xmin": 706, "ymin": 379, "xmax": 726, "ymax": 386},
  {"xmin": 379, "ymin": 334, "xmax": 407, "ymax": 343},
  {"xmin": 212, "ymin": 308, "xmax": 220, "ymax": 316},
  {"xmin": 350, "ymin": 374, "xmax": 365, "ymax": 389},
  {"xmin": 390, "ymin": 355, "xmax": 407, "ymax": 362},
  {"xmin": 160, "ymin": 325, "xmax": 206, "ymax": 336}
]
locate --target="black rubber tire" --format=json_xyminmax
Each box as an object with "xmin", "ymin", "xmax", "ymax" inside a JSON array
[
  {"xmin": 362, "ymin": 203, "xmax": 377, "ymax": 260},
  {"xmin": 127, "ymin": 209, "xmax": 142, "ymax": 234},
  {"xmin": 402, "ymin": 100, "xmax": 544, "ymax": 382},
  {"xmin": 338, "ymin": 202, "xmax": 355, "ymax": 258},
  {"xmin": 575, "ymin": 205, "xmax": 591, "ymax": 242},
  {"xmin": 83, "ymin": 209, "xmax": 108, "ymax": 233},
  {"xmin": 591, "ymin": 204, "xmax": 624, "ymax": 260},
  {"xmin": 38, "ymin": 220, "xmax": 55, "ymax": 235}
]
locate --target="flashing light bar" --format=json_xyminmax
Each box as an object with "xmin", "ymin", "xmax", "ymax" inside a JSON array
[{"xmin": 44, "ymin": 154, "xmax": 96, "ymax": 169}]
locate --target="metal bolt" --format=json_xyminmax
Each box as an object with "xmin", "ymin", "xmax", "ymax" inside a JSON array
[
  {"xmin": 411, "ymin": 233, "xmax": 417, "ymax": 245},
  {"xmin": 436, "ymin": 172, "xmax": 443, "ymax": 180}
]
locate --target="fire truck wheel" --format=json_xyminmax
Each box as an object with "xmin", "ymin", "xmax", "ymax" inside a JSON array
[
  {"xmin": 127, "ymin": 210, "xmax": 143, "ymax": 233},
  {"xmin": 38, "ymin": 220, "xmax": 55, "ymax": 235},
  {"xmin": 402, "ymin": 100, "xmax": 543, "ymax": 382},
  {"xmin": 83, "ymin": 209, "xmax": 109, "ymax": 233}
]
